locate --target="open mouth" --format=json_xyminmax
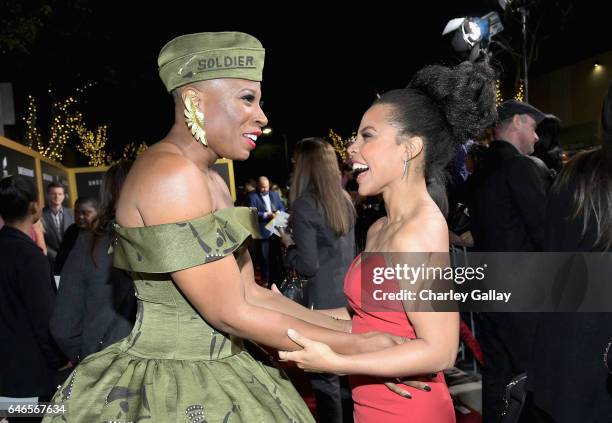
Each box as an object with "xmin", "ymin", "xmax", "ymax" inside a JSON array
[{"xmin": 352, "ymin": 162, "xmax": 370, "ymax": 180}]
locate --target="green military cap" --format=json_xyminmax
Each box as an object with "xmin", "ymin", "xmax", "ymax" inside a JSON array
[{"xmin": 158, "ymin": 31, "xmax": 265, "ymax": 92}]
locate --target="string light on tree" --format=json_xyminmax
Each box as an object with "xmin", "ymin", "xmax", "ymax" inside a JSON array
[
  {"xmin": 495, "ymin": 80, "xmax": 503, "ymax": 107},
  {"xmin": 328, "ymin": 129, "xmax": 355, "ymax": 162},
  {"xmin": 514, "ymin": 82, "xmax": 525, "ymax": 102},
  {"xmin": 23, "ymin": 95, "xmax": 43, "ymax": 151},
  {"xmin": 76, "ymin": 124, "xmax": 108, "ymax": 166},
  {"xmin": 22, "ymin": 82, "xmax": 100, "ymax": 162},
  {"xmin": 118, "ymin": 142, "xmax": 148, "ymax": 163}
]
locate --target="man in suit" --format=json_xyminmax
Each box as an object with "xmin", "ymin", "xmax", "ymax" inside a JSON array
[
  {"xmin": 42, "ymin": 182, "xmax": 74, "ymax": 268},
  {"xmin": 246, "ymin": 176, "xmax": 286, "ymax": 286},
  {"xmin": 466, "ymin": 100, "xmax": 553, "ymax": 422}
]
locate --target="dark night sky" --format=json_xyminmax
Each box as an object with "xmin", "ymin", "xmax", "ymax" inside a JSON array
[{"xmin": 1, "ymin": 0, "xmax": 610, "ymax": 183}]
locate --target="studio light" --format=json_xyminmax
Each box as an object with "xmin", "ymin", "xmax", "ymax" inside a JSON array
[{"xmin": 443, "ymin": 12, "xmax": 504, "ymax": 61}]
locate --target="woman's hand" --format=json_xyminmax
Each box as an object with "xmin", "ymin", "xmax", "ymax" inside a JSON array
[
  {"xmin": 277, "ymin": 226, "xmax": 294, "ymax": 248},
  {"xmin": 383, "ymin": 376, "xmax": 434, "ymax": 398},
  {"xmin": 279, "ymin": 329, "xmax": 346, "ymax": 374}
]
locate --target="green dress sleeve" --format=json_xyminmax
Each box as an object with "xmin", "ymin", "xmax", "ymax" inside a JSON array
[{"xmin": 111, "ymin": 206, "xmax": 260, "ymax": 273}]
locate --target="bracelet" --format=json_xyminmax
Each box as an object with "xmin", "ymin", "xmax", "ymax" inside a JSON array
[{"xmin": 604, "ymin": 337, "xmax": 612, "ymax": 374}]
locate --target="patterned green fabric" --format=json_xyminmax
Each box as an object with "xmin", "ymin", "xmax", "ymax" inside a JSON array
[{"xmin": 43, "ymin": 207, "xmax": 314, "ymax": 423}]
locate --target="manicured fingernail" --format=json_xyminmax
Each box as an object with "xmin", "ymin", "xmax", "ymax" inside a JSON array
[
  {"xmin": 288, "ymin": 328, "xmax": 297, "ymax": 338},
  {"xmin": 403, "ymin": 393, "xmax": 412, "ymax": 399},
  {"xmin": 424, "ymin": 385, "xmax": 431, "ymax": 392}
]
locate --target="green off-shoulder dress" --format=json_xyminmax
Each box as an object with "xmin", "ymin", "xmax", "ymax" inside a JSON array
[{"xmin": 42, "ymin": 207, "xmax": 314, "ymax": 423}]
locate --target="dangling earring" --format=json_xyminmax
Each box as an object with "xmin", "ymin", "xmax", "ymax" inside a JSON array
[
  {"xmin": 401, "ymin": 155, "xmax": 411, "ymax": 180},
  {"xmin": 183, "ymin": 96, "xmax": 208, "ymax": 147}
]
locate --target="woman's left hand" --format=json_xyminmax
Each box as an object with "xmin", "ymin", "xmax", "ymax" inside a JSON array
[
  {"xmin": 277, "ymin": 226, "xmax": 294, "ymax": 248},
  {"xmin": 278, "ymin": 329, "xmax": 345, "ymax": 374}
]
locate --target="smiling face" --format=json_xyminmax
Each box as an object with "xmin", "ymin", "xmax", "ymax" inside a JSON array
[
  {"xmin": 46, "ymin": 186, "xmax": 65, "ymax": 209},
  {"xmin": 185, "ymin": 78, "xmax": 268, "ymax": 161},
  {"xmin": 348, "ymin": 103, "xmax": 410, "ymax": 196}
]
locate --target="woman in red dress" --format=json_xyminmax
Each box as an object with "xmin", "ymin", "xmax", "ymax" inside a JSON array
[{"xmin": 280, "ymin": 61, "xmax": 497, "ymax": 422}]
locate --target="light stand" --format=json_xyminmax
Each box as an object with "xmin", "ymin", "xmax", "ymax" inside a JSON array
[
  {"xmin": 499, "ymin": 0, "xmax": 532, "ymax": 102},
  {"xmin": 519, "ymin": 6, "xmax": 529, "ymax": 102}
]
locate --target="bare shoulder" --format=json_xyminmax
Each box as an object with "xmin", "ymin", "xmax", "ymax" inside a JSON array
[
  {"xmin": 209, "ymin": 169, "xmax": 233, "ymax": 207},
  {"xmin": 366, "ymin": 216, "xmax": 386, "ymax": 238},
  {"xmin": 116, "ymin": 144, "xmax": 213, "ymax": 226},
  {"xmin": 393, "ymin": 207, "xmax": 449, "ymax": 252}
]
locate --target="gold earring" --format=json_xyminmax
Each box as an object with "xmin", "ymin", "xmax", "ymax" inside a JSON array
[{"xmin": 183, "ymin": 96, "xmax": 208, "ymax": 147}]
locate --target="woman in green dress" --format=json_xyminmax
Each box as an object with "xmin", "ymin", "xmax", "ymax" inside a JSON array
[{"xmin": 42, "ymin": 32, "xmax": 399, "ymax": 423}]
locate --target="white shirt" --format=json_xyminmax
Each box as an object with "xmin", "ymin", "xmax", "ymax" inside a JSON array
[
  {"xmin": 51, "ymin": 208, "xmax": 63, "ymax": 234},
  {"xmin": 261, "ymin": 193, "xmax": 272, "ymax": 213}
]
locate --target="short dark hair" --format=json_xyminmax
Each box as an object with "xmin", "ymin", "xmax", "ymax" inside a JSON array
[
  {"xmin": 46, "ymin": 181, "xmax": 66, "ymax": 193},
  {"xmin": 0, "ymin": 176, "xmax": 38, "ymax": 221},
  {"xmin": 75, "ymin": 196, "xmax": 99, "ymax": 209}
]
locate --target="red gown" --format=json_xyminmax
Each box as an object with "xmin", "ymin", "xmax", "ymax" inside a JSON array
[{"xmin": 344, "ymin": 254, "xmax": 456, "ymax": 422}]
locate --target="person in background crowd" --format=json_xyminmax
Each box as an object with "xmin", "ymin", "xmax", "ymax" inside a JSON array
[
  {"xmin": 42, "ymin": 182, "xmax": 74, "ymax": 265},
  {"xmin": 525, "ymin": 82, "xmax": 612, "ymax": 423},
  {"xmin": 0, "ymin": 175, "xmax": 65, "ymax": 418},
  {"xmin": 1, "ymin": 214, "xmax": 48, "ymax": 255},
  {"xmin": 54, "ymin": 196, "xmax": 99, "ymax": 276},
  {"xmin": 237, "ymin": 177, "xmax": 257, "ymax": 206},
  {"xmin": 533, "ymin": 113, "xmax": 563, "ymax": 175},
  {"xmin": 50, "ymin": 162, "xmax": 135, "ymax": 365},
  {"xmin": 246, "ymin": 175, "xmax": 286, "ymax": 286},
  {"xmin": 466, "ymin": 99, "xmax": 551, "ymax": 422},
  {"xmin": 271, "ymin": 183, "xmax": 288, "ymax": 209},
  {"xmin": 279, "ymin": 137, "xmax": 356, "ymax": 423}
]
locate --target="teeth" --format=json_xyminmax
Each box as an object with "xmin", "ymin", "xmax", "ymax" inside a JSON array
[
  {"xmin": 245, "ymin": 134, "xmax": 258, "ymax": 142},
  {"xmin": 352, "ymin": 163, "xmax": 369, "ymax": 171}
]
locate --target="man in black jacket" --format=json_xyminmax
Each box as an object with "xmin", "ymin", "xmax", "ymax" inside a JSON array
[
  {"xmin": 466, "ymin": 100, "xmax": 553, "ymax": 422},
  {"xmin": 468, "ymin": 100, "xmax": 551, "ymax": 253},
  {"xmin": 0, "ymin": 176, "xmax": 65, "ymax": 412}
]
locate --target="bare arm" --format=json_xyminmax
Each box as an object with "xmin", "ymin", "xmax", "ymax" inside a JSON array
[
  {"xmin": 281, "ymin": 311, "xmax": 459, "ymax": 378},
  {"xmin": 130, "ymin": 155, "xmax": 391, "ymax": 354},
  {"xmin": 237, "ymin": 249, "xmax": 348, "ymax": 332},
  {"xmin": 335, "ymin": 311, "xmax": 458, "ymax": 376},
  {"xmin": 317, "ymin": 307, "xmax": 351, "ymax": 321},
  {"xmin": 174, "ymin": 252, "xmax": 384, "ymax": 354}
]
